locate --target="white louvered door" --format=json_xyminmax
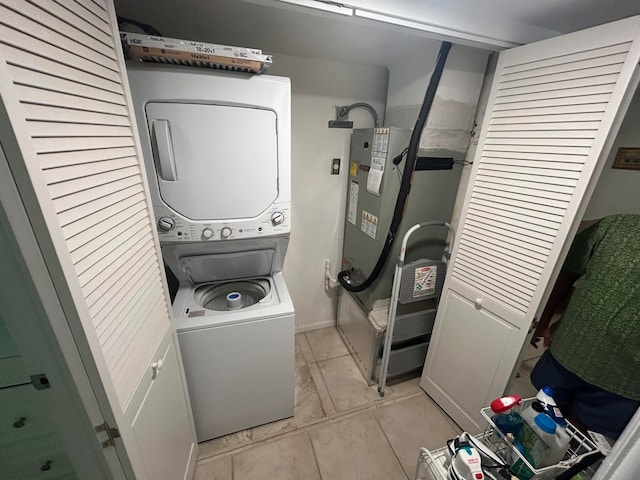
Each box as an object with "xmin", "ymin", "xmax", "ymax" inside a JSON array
[
  {"xmin": 421, "ymin": 16, "xmax": 640, "ymax": 432},
  {"xmin": 0, "ymin": 0, "xmax": 196, "ymax": 478}
]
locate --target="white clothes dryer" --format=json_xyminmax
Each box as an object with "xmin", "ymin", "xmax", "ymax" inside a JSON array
[{"xmin": 127, "ymin": 63, "xmax": 294, "ymax": 441}]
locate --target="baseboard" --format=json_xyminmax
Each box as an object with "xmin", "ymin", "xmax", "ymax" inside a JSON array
[{"xmin": 295, "ymin": 319, "xmax": 335, "ymax": 334}]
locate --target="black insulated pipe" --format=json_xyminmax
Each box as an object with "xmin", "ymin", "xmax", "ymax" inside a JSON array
[{"xmin": 338, "ymin": 41, "xmax": 452, "ymax": 292}]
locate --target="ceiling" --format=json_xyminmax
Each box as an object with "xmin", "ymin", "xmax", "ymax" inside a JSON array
[{"xmin": 114, "ymin": 0, "xmax": 640, "ymax": 67}]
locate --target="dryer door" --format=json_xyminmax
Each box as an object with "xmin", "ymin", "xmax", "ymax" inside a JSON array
[{"xmin": 145, "ymin": 102, "xmax": 278, "ymax": 220}]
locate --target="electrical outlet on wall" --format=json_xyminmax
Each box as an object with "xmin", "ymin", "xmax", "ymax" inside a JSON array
[{"xmin": 331, "ymin": 158, "xmax": 340, "ymax": 175}]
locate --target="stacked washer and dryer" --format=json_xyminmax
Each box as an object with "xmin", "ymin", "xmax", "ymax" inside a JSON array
[{"xmin": 128, "ymin": 63, "xmax": 294, "ymax": 442}]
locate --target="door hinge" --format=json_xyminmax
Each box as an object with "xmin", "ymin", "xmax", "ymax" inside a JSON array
[{"xmin": 95, "ymin": 422, "xmax": 121, "ymax": 448}]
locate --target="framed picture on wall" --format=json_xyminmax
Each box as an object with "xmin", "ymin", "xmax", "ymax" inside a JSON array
[{"xmin": 612, "ymin": 147, "xmax": 640, "ymax": 170}]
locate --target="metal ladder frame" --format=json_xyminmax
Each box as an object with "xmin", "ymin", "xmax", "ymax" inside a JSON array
[{"xmin": 378, "ymin": 221, "xmax": 455, "ymax": 396}]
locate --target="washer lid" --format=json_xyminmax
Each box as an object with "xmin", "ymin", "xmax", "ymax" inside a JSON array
[
  {"xmin": 179, "ymin": 249, "xmax": 275, "ymax": 284},
  {"xmin": 145, "ymin": 102, "xmax": 278, "ymax": 221}
]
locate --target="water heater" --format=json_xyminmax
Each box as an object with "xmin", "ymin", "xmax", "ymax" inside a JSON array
[
  {"xmin": 338, "ymin": 127, "xmax": 462, "ymax": 384},
  {"xmin": 341, "ymin": 127, "xmax": 462, "ymax": 312}
]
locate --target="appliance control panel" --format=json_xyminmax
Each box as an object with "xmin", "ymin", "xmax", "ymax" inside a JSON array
[{"xmin": 153, "ymin": 202, "xmax": 291, "ymax": 241}]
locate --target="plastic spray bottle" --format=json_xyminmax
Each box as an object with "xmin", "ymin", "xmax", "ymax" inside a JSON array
[{"xmin": 490, "ymin": 394, "xmax": 524, "ymax": 437}]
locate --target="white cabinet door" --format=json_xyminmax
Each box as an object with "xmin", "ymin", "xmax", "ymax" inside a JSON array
[
  {"xmin": 422, "ymin": 16, "xmax": 640, "ymax": 432},
  {"xmin": 0, "ymin": 0, "xmax": 197, "ymax": 478},
  {"xmin": 425, "ymin": 290, "xmax": 522, "ymax": 424},
  {"xmin": 129, "ymin": 334, "xmax": 195, "ymax": 480}
]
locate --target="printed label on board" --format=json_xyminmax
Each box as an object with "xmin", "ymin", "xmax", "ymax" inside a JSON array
[
  {"xmin": 360, "ymin": 210, "xmax": 378, "ymax": 239},
  {"xmin": 348, "ymin": 180, "xmax": 358, "ymax": 225},
  {"xmin": 350, "ymin": 161, "xmax": 358, "ymax": 177},
  {"xmin": 413, "ymin": 265, "xmax": 437, "ymax": 297},
  {"xmin": 366, "ymin": 156, "xmax": 385, "ymax": 196},
  {"xmin": 372, "ymin": 128, "xmax": 390, "ymax": 156}
]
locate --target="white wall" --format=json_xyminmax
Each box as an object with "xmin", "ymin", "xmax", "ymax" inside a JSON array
[
  {"xmin": 268, "ymin": 54, "xmax": 388, "ymax": 331},
  {"xmin": 584, "ymin": 86, "xmax": 640, "ymax": 220}
]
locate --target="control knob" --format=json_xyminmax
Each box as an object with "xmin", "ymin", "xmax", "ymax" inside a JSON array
[
  {"xmin": 271, "ymin": 211, "xmax": 285, "ymax": 226},
  {"xmin": 202, "ymin": 228, "xmax": 214, "ymax": 239},
  {"xmin": 220, "ymin": 227, "xmax": 232, "ymax": 238},
  {"xmin": 157, "ymin": 217, "xmax": 175, "ymax": 232}
]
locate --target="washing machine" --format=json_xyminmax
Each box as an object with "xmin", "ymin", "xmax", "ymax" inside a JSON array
[{"xmin": 127, "ymin": 63, "xmax": 294, "ymax": 441}]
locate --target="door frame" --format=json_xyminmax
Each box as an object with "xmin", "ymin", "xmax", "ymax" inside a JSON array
[{"xmin": 0, "ymin": 142, "xmax": 130, "ymax": 479}]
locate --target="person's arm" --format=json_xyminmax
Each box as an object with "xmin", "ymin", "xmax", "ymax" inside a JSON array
[
  {"xmin": 531, "ymin": 218, "xmax": 603, "ymax": 348},
  {"xmin": 531, "ymin": 270, "xmax": 579, "ymax": 348}
]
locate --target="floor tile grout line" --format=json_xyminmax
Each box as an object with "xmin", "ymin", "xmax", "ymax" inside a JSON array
[
  {"xmin": 302, "ymin": 331, "xmax": 319, "ymax": 364},
  {"xmin": 308, "ymin": 362, "xmax": 337, "ymax": 416},
  {"xmin": 372, "ymin": 412, "xmax": 411, "ymax": 480},
  {"xmin": 196, "ymin": 389, "xmax": 428, "ymax": 465},
  {"xmin": 305, "ymin": 430, "xmax": 325, "ymax": 480},
  {"xmin": 314, "ymin": 356, "xmax": 339, "ymax": 414}
]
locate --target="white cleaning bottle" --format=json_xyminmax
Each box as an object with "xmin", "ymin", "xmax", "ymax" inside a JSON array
[
  {"xmin": 519, "ymin": 410, "xmax": 570, "ymax": 468},
  {"xmin": 536, "ymin": 386, "xmax": 567, "ymax": 427}
]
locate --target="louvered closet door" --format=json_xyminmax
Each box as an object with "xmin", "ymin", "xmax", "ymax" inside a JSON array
[
  {"xmin": 421, "ymin": 16, "xmax": 640, "ymax": 432},
  {"xmin": 0, "ymin": 0, "xmax": 196, "ymax": 478}
]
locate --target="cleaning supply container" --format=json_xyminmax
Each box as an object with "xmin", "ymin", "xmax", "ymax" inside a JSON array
[
  {"xmin": 480, "ymin": 397, "xmax": 597, "ymax": 480},
  {"xmin": 490, "ymin": 395, "xmax": 524, "ymax": 437},
  {"xmin": 518, "ymin": 411, "xmax": 570, "ymax": 468},
  {"xmin": 535, "ymin": 386, "xmax": 567, "ymax": 427}
]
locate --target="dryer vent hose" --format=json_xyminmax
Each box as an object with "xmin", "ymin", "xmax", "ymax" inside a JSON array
[{"xmin": 338, "ymin": 41, "xmax": 452, "ymax": 292}]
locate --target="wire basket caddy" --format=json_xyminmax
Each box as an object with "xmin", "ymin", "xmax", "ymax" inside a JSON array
[
  {"xmin": 480, "ymin": 397, "xmax": 599, "ymax": 480},
  {"xmin": 413, "ymin": 445, "xmax": 449, "ymax": 480}
]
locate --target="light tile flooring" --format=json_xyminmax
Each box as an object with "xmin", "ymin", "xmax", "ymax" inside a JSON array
[{"xmin": 194, "ymin": 327, "xmax": 462, "ymax": 480}]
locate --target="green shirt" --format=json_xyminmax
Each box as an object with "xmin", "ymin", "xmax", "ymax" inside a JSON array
[{"xmin": 550, "ymin": 214, "xmax": 640, "ymax": 401}]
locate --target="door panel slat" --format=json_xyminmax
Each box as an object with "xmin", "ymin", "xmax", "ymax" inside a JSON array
[
  {"xmin": 81, "ymin": 240, "xmax": 149, "ymax": 299},
  {"xmin": 492, "ymin": 94, "xmax": 611, "ymax": 111},
  {"xmin": 476, "ymin": 171, "xmax": 579, "ymax": 189},
  {"xmin": 47, "ymin": 165, "xmax": 139, "ymax": 199},
  {"xmin": 499, "ymin": 63, "xmax": 622, "ymax": 89},
  {"xmin": 52, "ymin": 176, "xmax": 141, "ymax": 214},
  {"xmin": 479, "ymin": 163, "xmax": 582, "ymax": 180},
  {"xmin": 4, "ymin": 0, "xmax": 116, "ymax": 60},
  {"xmin": 459, "ymin": 236, "xmax": 546, "ymax": 273},
  {"xmin": 455, "ymin": 252, "xmax": 538, "ymax": 294},
  {"xmin": 473, "ymin": 185, "xmax": 570, "ymax": 210},
  {"xmin": 474, "ymin": 179, "xmax": 573, "ymax": 201},
  {"xmin": 491, "ymin": 103, "xmax": 607, "ymax": 119},
  {"xmin": 76, "ymin": 223, "xmax": 150, "ymax": 280},
  {"xmin": 464, "ymin": 223, "xmax": 549, "ymax": 262},
  {"xmin": 63, "ymin": 194, "xmax": 144, "ymax": 239},
  {"xmin": 466, "ymin": 207, "xmax": 558, "ymax": 241},
  {"xmin": 500, "ymin": 53, "xmax": 627, "ymax": 83},
  {"xmin": 68, "ymin": 209, "xmax": 147, "ymax": 262},
  {"xmin": 57, "ymin": 184, "xmax": 143, "ymax": 227},
  {"xmin": 496, "ymin": 75, "xmax": 618, "ymax": 98},
  {"xmin": 459, "ymin": 238, "xmax": 545, "ymax": 276},
  {"xmin": 26, "ymin": 0, "xmax": 112, "ymax": 46},
  {"xmin": 43, "ymin": 157, "xmax": 137, "ymax": 184},
  {"xmin": 10, "ymin": 65, "xmax": 126, "ymax": 107},
  {"xmin": 472, "ymin": 191, "xmax": 567, "ymax": 217},
  {"xmin": 86, "ymin": 249, "xmax": 155, "ymax": 309},
  {"xmin": 501, "ymin": 42, "xmax": 631, "ymax": 75},
  {"xmin": 16, "ymin": 84, "xmax": 129, "ymax": 116},
  {"xmin": 0, "ymin": 23, "xmax": 119, "ymax": 82},
  {"xmin": 464, "ymin": 218, "xmax": 552, "ymax": 256},
  {"xmin": 23, "ymin": 104, "xmax": 129, "ymax": 127},
  {"xmin": 495, "ymin": 85, "xmax": 615, "ymax": 104},
  {"xmin": 481, "ymin": 151, "xmax": 587, "ymax": 163}
]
